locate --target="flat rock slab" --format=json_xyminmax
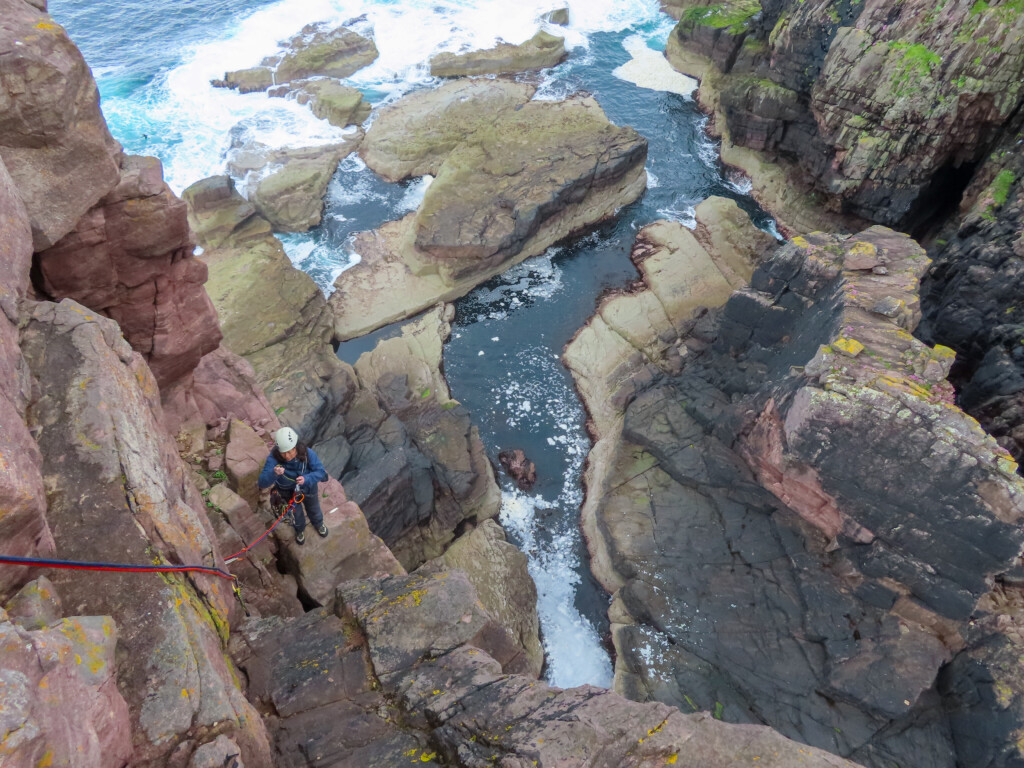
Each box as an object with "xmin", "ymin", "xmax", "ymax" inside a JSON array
[
  {"xmin": 430, "ymin": 29, "xmax": 566, "ymax": 77},
  {"xmin": 274, "ymin": 25, "xmax": 378, "ymax": 82},
  {"xmin": 275, "ymin": 477, "xmax": 404, "ymax": 610},
  {"xmin": 331, "ymin": 96, "xmax": 647, "ymax": 339},
  {"xmin": 360, "ymin": 78, "xmax": 536, "ymax": 182}
]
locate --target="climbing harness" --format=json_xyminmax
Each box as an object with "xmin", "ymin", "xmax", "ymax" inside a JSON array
[{"xmin": 0, "ymin": 487, "xmax": 307, "ymax": 618}]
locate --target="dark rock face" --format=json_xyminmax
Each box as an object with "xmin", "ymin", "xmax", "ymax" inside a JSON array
[
  {"xmin": 920, "ymin": 152, "xmax": 1024, "ymax": 467},
  {"xmin": 670, "ymin": 0, "xmax": 1024, "ymax": 227},
  {"xmin": 230, "ymin": 608, "xmax": 428, "ymax": 767},
  {"xmin": 582, "ymin": 226, "xmax": 1024, "ymax": 768}
]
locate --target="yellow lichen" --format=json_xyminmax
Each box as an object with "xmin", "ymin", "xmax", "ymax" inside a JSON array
[
  {"xmin": 847, "ymin": 241, "xmax": 877, "ymax": 258},
  {"xmin": 791, "ymin": 236, "xmax": 810, "ymax": 248},
  {"xmin": 832, "ymin": 338, "xmax": 865, "ymax": 357},
  {"xmin": 666, "ymin": 755, "xmax": 678, "ymax": 765}
]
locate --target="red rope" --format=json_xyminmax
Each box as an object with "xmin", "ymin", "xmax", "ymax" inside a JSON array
[
  {"xmin": 223, "ymin": 491, "xmax": 304, "ymax": 564},
  {"xmin": 0, "ymin": 555, "xmax": 236, "ymax": 581}
]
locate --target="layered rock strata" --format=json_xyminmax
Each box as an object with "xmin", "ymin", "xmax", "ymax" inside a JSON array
[
  {"xmin": 664, "ymin": 0, "xmax": 1024, "ymax": 231},
  {"xmin": 571, "ymin": 219, "xmax": 1024, "ymax": 768},
  {"xmin": 332, "ymin": 95, "xmax": 648, "ymax": 339},
  {"xmin": 429, "ymin": 30, "xmax": 567, "ymax": 77},
  {"xmin": 231, "ymin": 565, "xmax": 861, "ymax": 767}
]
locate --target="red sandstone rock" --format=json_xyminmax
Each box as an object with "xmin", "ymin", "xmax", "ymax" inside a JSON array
[
  {"xmin": 0, "ymin": 0, "xmax": 122, "ymax": 250},
  {"xmin": 35, "ymin": 156, "xmax": 222, "ymax": 391},
  {"xmin": 0, "ymin": 155, "xmax": 53, "ymax": 595}
]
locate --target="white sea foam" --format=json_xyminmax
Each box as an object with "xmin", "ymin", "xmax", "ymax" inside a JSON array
[
  {"xmin": 396, "ymin": 175, "xmax": 434, "ymax": 214},
  {"xmin": 656, "ymin": 205, "xmax": 697, "ymax": 229},
  {"xmin": 111, "ymin": 0, "xmax": 667, "ymax": 193},
  {"xmin": 612, "ymin": 34, "xmax": 696, "ymax": 97},
  {"xmin": 501, "ymin": 489, "xmax": 613, "ymax": 689}
]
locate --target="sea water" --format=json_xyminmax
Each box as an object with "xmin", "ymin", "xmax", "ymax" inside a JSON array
[{"xmin": 52, "ymin": 0, "xmax": 779, "ymax": 690}]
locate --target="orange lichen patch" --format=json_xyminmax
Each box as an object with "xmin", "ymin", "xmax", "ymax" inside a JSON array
[{"xmin": 36, "ymin": 747, "xmax": 55, "ymax": 768}]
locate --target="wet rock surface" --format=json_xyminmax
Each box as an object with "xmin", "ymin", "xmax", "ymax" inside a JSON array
[
  {"xmin": 429, "ymin": 30, "xmax": 567, "ymax": 78},
  {"xmin": 572, "ymin": 222, "xmax": 1024, "ymax": 768},
  {"xmin": 498, "ymin": 449, "xmax": 537, "ymax": 491}
]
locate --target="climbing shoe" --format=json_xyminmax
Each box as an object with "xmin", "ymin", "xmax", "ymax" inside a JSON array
[
  {"xmin": 316, "ymin": 523, "xmax": 329, "ymax": 538},
  {"xmin": 295, "ymin": 529, "xmax": 305, "ymax": 545}
]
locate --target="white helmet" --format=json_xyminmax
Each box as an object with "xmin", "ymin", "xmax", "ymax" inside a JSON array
[{"xmin": 274, "ymin": 427, "xmax": 298, "ymax": 453}]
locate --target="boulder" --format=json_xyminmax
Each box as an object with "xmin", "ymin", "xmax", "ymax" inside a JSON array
[
  {"xmin": 542, "ymin": 7, "xmax": 570, "ymax": 25},
  {"xmin": 498, "ymin": 448, "xmax": 537, "ymax": 490},
  {"xmin": 4, "ymin": 576, "xmax": 62, "ymax": 631},
  {"xmin": 338, "ymin": 570, "xmax": 527, "ymax": 680},
  {"xmin": 224, "ymin": 419, "xmax": 270, "ymax": 509},
  {"xmin": 274, "ymin": 25, "xmax": 378, "ymax": 83},
  {"xmin": 423, "ymin": 519, "xmax": 544, "ymax": 676},
  {"xmin": 250, "ymin": 154, "xmax": 340, "ymax": 232},
  {"xmin": 0, "ymin": 0, "xmax": 121, "ymax": 250},
  {"xmin": 572, "ymin": 224, "xmax": 1024, "ymax": 768},
  {"xmin": 0, "ymin": 613, "xmax": 132, "ymax": 768},
  {"xmin": 429, "ymin": 30, "xmax": 567, "ymax": 77},
  {"xmin": 35, "ymin": 155, "xmax": 222, "ymax": 390},
  {"xmin": 280, "ymin": 78, "xmax": 371, "ymax": 127},
  {"xmin": 0, "ymin": 155, "xmax": 52, "ymax": 596},
  {"xmin": 359, "ymin": 78, "xmax": 536, "ymax": 182},
  {"xmin": 211, "ymin": 66, "xmax": 274, "ymax": 93},
  {"xmin": 274, "ymin": 477, "xmax": 404, "ymax": 609},
  {"xmin": 182, "ymin": 175, "xmax": 271, "ymax": 249},
  {"xmin": 20, "ymin": 299, "xmax": 273, "ymax": 767},
  {"xmin": 331, "ymin": 96, "xmax": 647, "ymax": 339}
]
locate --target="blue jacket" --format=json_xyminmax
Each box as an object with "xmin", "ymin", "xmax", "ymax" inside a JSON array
[{"xmin": 258, "ymin": 447, "xmax": 328, "ymax": 496}]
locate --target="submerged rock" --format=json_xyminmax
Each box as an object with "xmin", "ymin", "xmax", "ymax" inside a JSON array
[
  {"xmin": 331, "ymin": 95, "xmax": 647, "ymax": 339},
  {"xmin": 571, "ymin": 222, "xmax": 1024, "ymax": 768},
  {"xmin": 430, "ymin": 29, "xmax": 567, "ymax": 77},
  {"xmin": 498, "ymin": 448, "xmax": 538, "ymax": 490}
]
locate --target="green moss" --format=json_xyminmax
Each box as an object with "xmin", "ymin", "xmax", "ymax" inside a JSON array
[
  {"xmin": 970, "ymin": 0, "xmax": 989, "ymax": 13},
  {"xmin": 992, "ymin": 169, "xmax": 1016, "ymax": 206},
  {"xmin": 890, "ymin": 42, "xmax": 941, "ymax": 77},
  {"xmin": 713, "ymin": 701, "xmax": 725, "ymax": 720},
  {"xmin": 681, "ymin": 0, "xmax": 760, "ymax": 34}
]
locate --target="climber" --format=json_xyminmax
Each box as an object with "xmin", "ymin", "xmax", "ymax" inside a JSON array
[{"xmin": 258, "ymin": 427, "xmax": 329, "ymax": 545}]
